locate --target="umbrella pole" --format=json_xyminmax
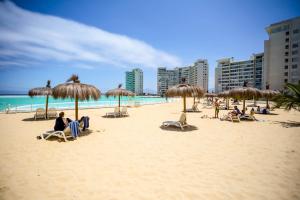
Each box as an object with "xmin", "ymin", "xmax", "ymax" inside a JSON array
[
  {"xmin": 193, "ymin": 97, "xmax": 195, "ymax": 105},
  {"xmin": 266, "ymin": 98, "xmax": 269, "ymax": 109},
  {"xmin": 243, "ymin": 99, "xmax": 245, "ymax": 112},
  {"xmin": 45, "ymin": 94, "xmax": 49, "ymax": 119},
  {"xmin": 75, "ymin": 96, "xmax": 78, "ymax": 120},
  {"xmin": 226, "ymin": 98, "xmax": 228, "ymax": 109},
  {"xmin": 183, "ymin": 96, "xmax": 186, "ymax": 113},
  {"xmin": 118, "ymin": 95, "xmax": 121, "ymax": 113}
]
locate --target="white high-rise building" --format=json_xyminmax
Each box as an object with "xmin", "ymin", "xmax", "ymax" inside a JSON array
[
  {"xmin": 215, "ymin": 53, "xmax": 264, "ymax": 93},
  {"xmin": 264, "ymin": 17, "xmax": 300, "ymax": 90},
  {"xmin": 125, "ymin": 68, "xmax": 143, "ymax": 95},
  {"xmin": 157, "ymin": 59, "xmax": 208, "ymax": 96}
]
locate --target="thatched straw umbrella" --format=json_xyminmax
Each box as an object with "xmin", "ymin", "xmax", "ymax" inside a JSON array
[
  {"xmin": 52, "ymin": 75, "xmax": 101, "ymax": 120},
  {"xmin": 229, "ymin": 81, "xmax": 262, "ymax": 112},
  {"xmin": 166, "ymin": 78, "xmax": 204, "ymax": 113},
  {"xmin": 261, "ymin": 85, "xmax": 280, "ymax": 109},
  {"xmin": 28, "ymin": 80, "xmax": 52, "ymax": 118},
  {"xmin": 205, "ymin": 92, "xmax": 217, "ymax": 102},
  {"xmin": 218, "ymin": 90, "xmax": 230, "ymax": 109},
  {"xmin": 106, "ymin": 84, "xmax": 135, "ymax": 110}
]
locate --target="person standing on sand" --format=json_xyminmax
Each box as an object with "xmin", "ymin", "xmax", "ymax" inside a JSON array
[{"xmin": 214, "ymin": 99, "xmax": 220, "ymax": 118}]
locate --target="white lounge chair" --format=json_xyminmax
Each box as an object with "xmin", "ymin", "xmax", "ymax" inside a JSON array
[
  {"xmin": 162, "ymin": 113, "xmax": 188, "ymax": 130},
  {"xmin": 41, "ymin": 121, "xmax": 85, "ymax": 142},
  {"xmin": 34, "ymin": 108, "xmax": 46, "ymax": 120},
  {"xmin": 187, "ymin": 103, "xmax": 199, "ymax": 112},
  {"xmin": 106, "ymin": 107, "xmax": 120, "ymax": 117},
  {"xmin": 221, "ymin": 113, "xmax": 240, "ymax": 122},
  {"xmin": 47, "ymin": 108, "xmax": 57, "ymax": 119},
  {"xmin": 41, "ymin": 126, "xmax": 72, "ymax": 142},
  {"xmin": 120, "ymin": 107, "xmax": 129, "ymax": 116}
]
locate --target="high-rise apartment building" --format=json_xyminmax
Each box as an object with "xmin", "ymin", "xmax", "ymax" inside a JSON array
[
  {"xmin": 215, "ymin": 53, "xmax": 264, "ymax": 93},
  {"xmin": 264, "ymin": 17, "xmax": 300, "ymax": 90},
  {"xmin": 157, "ymin": 59, "xmax": 208, "ymax": 96},
  {"xmin": 125, "ymin": 68, "xmax": 143, "ymax": 95}
]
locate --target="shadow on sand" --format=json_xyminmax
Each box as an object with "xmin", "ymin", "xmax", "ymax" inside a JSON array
[
  {"xmin": 185, "ymin": 110, "xmax": 202, "ymax": 113},
  {"xmin": 101, "ymin": 115, "xmax": 129, "ymax": 119},
  {"xmin": 160, "ymin": 125, "xmax": 198, "ymax": 132},
  {"xmin": 273, "ymin": 121, "xmax": 300, "ymax": 128},
  {"xmin": 22, "ymin": 118, "xmax": 55, "ymax": 122},
  {"xmin": 256, "ymin": 113, "xmax": 279, "ymax": 116}
]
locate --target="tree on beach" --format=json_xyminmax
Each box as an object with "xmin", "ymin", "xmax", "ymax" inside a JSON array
[{"xmin": 273, "ymin": 82, "xmax": 300, "ymax": 111}]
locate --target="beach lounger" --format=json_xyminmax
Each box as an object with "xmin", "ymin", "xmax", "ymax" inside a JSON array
[
  {"xmin": 47, "ymin": 108, "xmax": 57, "ymax": 119},
  {"xmin": 187, "ymin": 103, "xmax": 199, "ymax": 112},
  {"xmin": 106, "ymin": 107, "xmax": 120, "ymax": 117},
  {"xmin": 41, "ymin": 126, "xmax": 72, "ymax": 142},
  {"xmin": 221, "ymin": 113, "xmax": 240, "ymax": 122},
  {"xmin": 162, "ymin": 113, "xmax": 188, "ymax": 130},
  {"xmin": 41, "ymin": 121, "xmax": 80, "ymax": 142},
  {"xmin": 120, "ymin": 107, "xmax": 129, "ymax": 116},
  {"xmin": 34, "ymin": 108, "xmax": 46, "ymax": 120},
  {"xmin": 230, "ymin": 114, "xmax": 240, "ymax": 122}
]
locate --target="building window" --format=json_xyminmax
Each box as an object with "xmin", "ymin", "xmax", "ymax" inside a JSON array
[
  {"xmin": 285, "ymin": 45, "xmax": 289, "ymax": 49},
  {"xmin": 284, "ymin": 79, "xmax": 288, "ymax": 83},
  {"xmin": 292, "ymin": 64, "xmax": 298, "ymax": 69},
  {"xmin": 286, "ymin": 31, "xmax": 290, "ymax": 35},
  {"xmin": 284, "ymin": 72, "xmax": 288, "ymax": 76},
  {"xmin": 285, "ymin": 52, "xmax": 289, "ymax": 56},
  {"xmin": 293, "ymin": 29, "xmax": 299, "ymax": 34},
  {"xmin": 292, "ymin": 57, "xmax": 299, "ymax": 62},
  {"xmin": 285, "ymin": 65, "xmax": 288, "ymax": 69},
  {"xmin": 285, "ymin": 58, "xmax": 289, "ymax": 63},
  {"xmin": 292, "ymin": 43, "xmax": 298, "ymax": 48},
  {"xmin": 285, "ymin": 38, "xmax": 289, "ymax": 42},
  {"xmin": 292, "ymin": 50, "xmax": 298, "ymax": 55}
]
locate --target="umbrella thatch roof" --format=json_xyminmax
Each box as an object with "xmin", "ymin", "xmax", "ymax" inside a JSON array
[
  {"xmin": 52, "ymin": 75, "xmax": 101, "ymax": 100},
  {"xmin": 205, "ymin": 93, "xmax": 217, "ymax": 98},
  {"xmin": 28, "ymin": 80, "xmax": 52, "ymax": 97},
  {"xmin": 229, "ymin": 87, "xmax": 262, "ymax": 99},
  {"xmin": 229, "ymin": 82, "xmax": 262, "ymax": 99},
  {"xmin": 166, "ymin": 82, "xmax": 204, "ymax": 98},
  {"xmin": 106, "ymin": 84, "xmax": 135, "ymax": 97},
  {"xmin": 217, "ymin": 91, "xmax": 230, "ymax": 98},
  {"xmin": 261, "ymin": 90, "xmax": 280, "ymax": 98}
]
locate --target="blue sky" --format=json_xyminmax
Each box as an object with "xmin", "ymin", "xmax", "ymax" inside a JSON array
[{"xmin": 0, "ymin": 0, "xmax": 299, "ymax": 94}]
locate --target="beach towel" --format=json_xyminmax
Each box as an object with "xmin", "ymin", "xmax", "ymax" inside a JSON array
[
  {"xmin": 69, "ymin": 121, "xmax": 79, "ymax": 138},
  {"xmin": 82, "ymin": 116, "xmax": 89, "ymax": 131}
]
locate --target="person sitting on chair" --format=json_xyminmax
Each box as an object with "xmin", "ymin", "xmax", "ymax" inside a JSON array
[
  {"xmin": 233, "ymin": 106, "xmax": 242, "ymax": 115},
  {"xmin": 257, "ymin": 106, "xmax": 261, "ymax": 112},
  {"xmin": 54, "ymin": 112, "xmax": 72, "ymax": 131}
]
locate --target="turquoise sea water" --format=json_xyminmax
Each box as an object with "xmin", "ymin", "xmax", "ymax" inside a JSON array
[{"xmin": 0, "ymin": 95, "xmax": 170, "ymax": 112}]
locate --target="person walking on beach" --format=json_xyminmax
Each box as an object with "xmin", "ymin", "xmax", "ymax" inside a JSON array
[{"xmin": 214, "ymin": 99, "xmax": 220, "ymax": 118}]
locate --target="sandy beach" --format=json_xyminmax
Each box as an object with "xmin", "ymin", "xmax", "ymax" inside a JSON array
[{"xmin": 0, "ymin": 98, "xmax": 300, "ymax": 200}]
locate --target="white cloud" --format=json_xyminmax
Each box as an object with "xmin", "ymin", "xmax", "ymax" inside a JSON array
[{"xmin": 0, "ymin": 1, "xmax": 181, "ymax": 69}]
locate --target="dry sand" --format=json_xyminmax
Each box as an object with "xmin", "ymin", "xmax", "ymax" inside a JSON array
[{"xmin": 0, "ymin": 98, "xmax": 300, "ymax": 200}]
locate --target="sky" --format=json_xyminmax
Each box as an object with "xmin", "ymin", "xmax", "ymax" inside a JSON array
[{"xmin": 0, "ymin": 0, "xmax": 299, "ymax": 94}]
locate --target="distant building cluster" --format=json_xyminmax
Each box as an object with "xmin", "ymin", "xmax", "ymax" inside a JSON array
[
  {"xmin": 128, "ymin": 17, "xmax": 300, "ymax": 96},
  {"xmin": 215, "ymin": 53, "xmax": 263, "ymax": 93},
  {"xmin": 157, "ymin": 59, "xmax": 208, "ymax": 96},
  {"xmin": 216, "ymin": 16, "xmax": 300, "ymax": 93}
]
